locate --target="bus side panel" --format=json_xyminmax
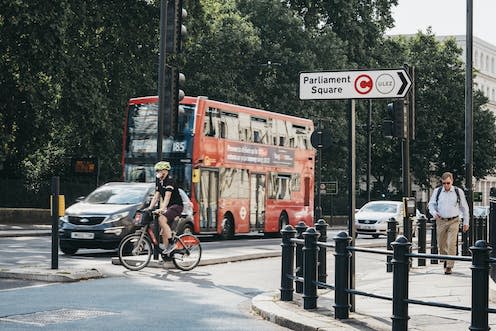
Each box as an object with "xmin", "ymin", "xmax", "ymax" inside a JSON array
[
  {"xmin": 217, "ymin": 198, "xmax": 250, "ymax": 234},
  {"xmin": 265, "ymin": 201, "xmax": 313, "ymax": 232}
]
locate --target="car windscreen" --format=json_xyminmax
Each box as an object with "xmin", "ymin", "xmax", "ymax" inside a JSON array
[
  {"xmin": 85, "ymin": 187, "xmax": 147, "ymax": 205},
  {"xmin": 361, "ymin": 203, "xmax": 398, "ymax": 213}
]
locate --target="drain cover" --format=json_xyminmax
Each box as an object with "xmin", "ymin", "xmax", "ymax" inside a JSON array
[{"xmin": 0, "ymin": 308, "xmax": 117, "ymax": 326}]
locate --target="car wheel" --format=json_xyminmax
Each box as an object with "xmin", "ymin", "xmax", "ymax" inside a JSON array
[
  {"xmin": 60, "ymin": 245, "xmax": 78, "ymax": 255},
  {"xmin": 372, "ymin": 234, "xmax": 380, "ymax": 239},
  {"xmin": 177, "ymin": 219, "xmax": 194, "ymax": 235}
]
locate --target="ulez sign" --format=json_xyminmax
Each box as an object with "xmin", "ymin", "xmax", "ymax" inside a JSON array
[{"xmin": 299, "ymin": 68, "xmax": 412, "ymax": 100}]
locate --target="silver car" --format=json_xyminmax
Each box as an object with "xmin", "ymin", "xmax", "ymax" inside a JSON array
[{"xmin": 354, "ymin": 201, "xmax": 424, "ymax": 238}]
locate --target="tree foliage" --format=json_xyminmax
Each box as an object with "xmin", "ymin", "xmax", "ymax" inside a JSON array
[{"xmin": 0, "ymin": 0, "xmax": 495, "ymax": 206}]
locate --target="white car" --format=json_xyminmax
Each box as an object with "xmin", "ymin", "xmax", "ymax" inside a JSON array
[{"xmin": 354, "ymin": 201, "xmax": 424, "ymax": 238}]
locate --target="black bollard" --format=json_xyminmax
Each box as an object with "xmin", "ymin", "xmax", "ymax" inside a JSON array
[
  {"xmin": 430, "ymin": 218, "xmax": 438, "ymax": 264},
  {"xmin": 334, "ymin": 231, "xmax": 351, "ymax": 319},
  {"xmin": 417, "ymin": 216, "xmax": 426, "ymax": 267},
  {"xmin": 295, "ymin": 221, "xmax": 307, "ymax": 294},
  {"xmin": 315, "ymin": 219, "xmax": 328, "ymax": 287},
  {"xmin": 302, "ymin": 227, "xmax": 320, "ymax": 309},
  {"xmin": 469, "ymin": 240, "xmax": 491, "ymax": 331},
  {"xmin": 386, "ymin": 217, "xmax": 398, "ymax": 272},
  {"xmin": 391, "ymin": 236, "xmax": 411, "ymax": 331},
  {"xmin": 280, "ymin": 225, "xmax": 296, "ymax": 301}
]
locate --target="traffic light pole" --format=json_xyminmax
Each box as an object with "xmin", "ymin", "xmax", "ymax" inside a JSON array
[
  {"xmin": 465, "ymin": 0, "xmax": 474, "ymax": 233},
  {"xmin": 157, "ymin": 0, "xmax": 168, "ymax": 163}
]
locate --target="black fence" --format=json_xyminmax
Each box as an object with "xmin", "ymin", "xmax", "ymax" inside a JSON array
[
  {"xmin": 0, "ymin": 178, "xmax": 106, "ymax": 208},
  {"xmin": 280, "ymin": 221, "xmax": 496, "ymax": 331}
]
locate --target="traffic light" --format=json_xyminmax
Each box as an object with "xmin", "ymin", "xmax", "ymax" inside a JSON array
[
  {"xmin": 166, "ymin": 0, "xmax": 187, "ymax": 54},
  {"xmin": 164, "ymin": 66, "xmax": 185, "ymax": 137},
  {"xmin": 384, "ymin": 100, "xmax": 407, "ymax": 138}
]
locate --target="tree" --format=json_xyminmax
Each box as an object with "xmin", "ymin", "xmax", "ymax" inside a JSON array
[{"xmin": 362, "ymin": 31, "xmax": 496, "ymax": 194}]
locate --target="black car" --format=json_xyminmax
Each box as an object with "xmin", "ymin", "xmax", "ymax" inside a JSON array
[{"xmin": 59, "ymin": 182, "xmax": 154, "ymax": 254}]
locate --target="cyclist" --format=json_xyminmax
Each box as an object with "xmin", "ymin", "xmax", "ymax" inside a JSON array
[{"xmin": 147, "ymin": 161, "xmax": 184, "ymax": 254}]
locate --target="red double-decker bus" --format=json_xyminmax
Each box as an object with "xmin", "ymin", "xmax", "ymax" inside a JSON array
[{"xmin": 122, "ymin": 95, "xmax": 315, "ymax": 238}]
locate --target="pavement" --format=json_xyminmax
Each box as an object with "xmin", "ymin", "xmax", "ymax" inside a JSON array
[{"xmin": 1, "ymin": 224, "xmax": 496, "ymax": 330}]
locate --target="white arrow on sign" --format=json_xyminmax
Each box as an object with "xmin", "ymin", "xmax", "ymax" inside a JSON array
[{"xmin": 299, "ymin": 69, "xmax": 412, "ymax": 100}]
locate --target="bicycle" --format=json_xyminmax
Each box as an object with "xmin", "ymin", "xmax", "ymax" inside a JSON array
[{"xmin": 118, "ymin": 209, "xmax": 202, "ymax": 271}]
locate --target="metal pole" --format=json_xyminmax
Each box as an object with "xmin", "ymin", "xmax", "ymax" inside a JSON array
[
  {"xmin": 347, "ymin": 99, "xmax": 356, "ymax": 311},
  {"xmin": 157, "ymin": 0, "xmax": 168, "ymax": 162},
  {"xmin": 51, "ymin": 176, "xmax": 59, "ymax": 270},
  {"xmin": 316, "ymin": 120, "xmax": 322, "ymax": 221},
  {"xmin": 465, "ymin": 0, "xmax": 474, "ymax": 239},
  {"xmin": 401, "ymin": 65, "xmax": 411, "ymax": 200},
  {"xmin": 367, "ymin": 100, "xmax": 372, "ymax": 202},
  {"xmin": 490, "ymin": 188, "xmax": 496, "ymax": 258}
]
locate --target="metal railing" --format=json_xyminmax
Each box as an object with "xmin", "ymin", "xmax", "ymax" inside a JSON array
[{"xmin": 280, "ymin": 222, "xmax": 495, "ymax": 331}]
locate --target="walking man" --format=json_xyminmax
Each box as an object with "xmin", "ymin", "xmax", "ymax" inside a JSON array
[{"xmin": 428, "ymin": 172, "xmax": 469, "ymax": 274}]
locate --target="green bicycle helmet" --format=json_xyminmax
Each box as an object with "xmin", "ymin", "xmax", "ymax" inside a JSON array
[{"xmin": 154, "ymin": 161, "xmax": 171, "ymax": 171}]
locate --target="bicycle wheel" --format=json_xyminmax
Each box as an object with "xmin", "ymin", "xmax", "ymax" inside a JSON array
[
  {"xmin": 118, "ymin": 234, "xmax": 152, "ymax": 271},
  {"xmin": 172, "ymin": 234, "xmax": 202, "ymax": 271}
]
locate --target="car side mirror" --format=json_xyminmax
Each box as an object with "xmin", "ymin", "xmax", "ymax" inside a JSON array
[{"xmin": 75, "ymin": 196, "xmax": 85, "ymax": 202}]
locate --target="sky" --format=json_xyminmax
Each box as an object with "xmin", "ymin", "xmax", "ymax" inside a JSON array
[{"xmin": 387, "ymin": 0, "xmax": 496, "ymax": 46}]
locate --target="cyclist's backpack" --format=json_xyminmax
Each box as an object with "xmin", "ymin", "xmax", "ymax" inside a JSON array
[{"xmin": 435, "ymin": 186, "xmax": 461, "ymax": 206}]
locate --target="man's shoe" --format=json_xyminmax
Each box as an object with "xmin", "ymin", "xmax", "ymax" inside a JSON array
[
  {"xmin": 160, "ymin": 243, "xmax": 175, "ymax": 255},
  {"xmin": 444, "ymin": 267, "xmax": 452, "ymax": 275}
]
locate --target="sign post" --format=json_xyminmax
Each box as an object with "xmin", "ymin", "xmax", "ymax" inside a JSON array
[
  {"xmin": 299, "ymin": 67, "xmax": 413, "ymax": 312},
  {"xmin": 299, "ymin": 68, "xmax": 412, "ymax": 100}
]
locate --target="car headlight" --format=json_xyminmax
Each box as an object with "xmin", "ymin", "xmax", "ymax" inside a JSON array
[
  {"xmin": 103, "ymin": 211, "xmax": 130, "ymax": 224},
  {"xmin": 59, "ymin": 216, "xmax": 69, "ymax": 223}
]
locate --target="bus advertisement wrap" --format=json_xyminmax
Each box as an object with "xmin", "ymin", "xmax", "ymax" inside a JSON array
[{"xmin": 225, "ymin": 142, "xmax": 295, "ymax": 167}]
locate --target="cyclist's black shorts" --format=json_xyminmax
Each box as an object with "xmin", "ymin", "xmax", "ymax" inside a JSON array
[{"xmin": 164, "ymin": 204, "xmax": 183, "ymax": 229}]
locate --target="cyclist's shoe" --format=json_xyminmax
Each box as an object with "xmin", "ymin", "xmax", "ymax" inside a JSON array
[{"xmin": 160, "ymin": 243, "xmax": 175, "ymax": 255}]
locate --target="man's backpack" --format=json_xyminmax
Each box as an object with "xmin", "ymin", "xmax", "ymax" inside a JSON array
[{"xmin": 435, "ymin": 186, "xmax": 461, "ymax": 206}]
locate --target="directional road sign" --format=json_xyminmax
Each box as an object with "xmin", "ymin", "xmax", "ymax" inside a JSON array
[{"xmin": 299, "ymin": 68, "xmax": 412, "ymax": 100}]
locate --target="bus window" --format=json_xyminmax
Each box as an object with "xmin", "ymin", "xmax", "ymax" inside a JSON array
[
  {"xmin": 268, "ymin": 173, "xmax": 291, "ymax": 200},
  {"xmin": 277, "ymin": 175, "xmax": 291, "ymax": 200},
  {"xmin": 220, "ymin": 168, "xmax": 249, "ymax": 199},
  {"xmin": 221, "ymin": 111, "xmax": 240, "ymax": 140},
  {"xmin": 219, "ymin": 121, "xmax": 226, "ymax": 138},
  {"xmin": 253, "ymin": 131, "xmax": 260, "ymax": 143}
]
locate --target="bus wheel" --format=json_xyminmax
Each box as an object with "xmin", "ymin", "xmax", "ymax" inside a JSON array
[
  {"xmin": 220, "ymin": 217, "xmax": 234, "ymax": 240},
  {"xmin": 279, "ymin": 213, "xmax": 289, "ymax": 231}
]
